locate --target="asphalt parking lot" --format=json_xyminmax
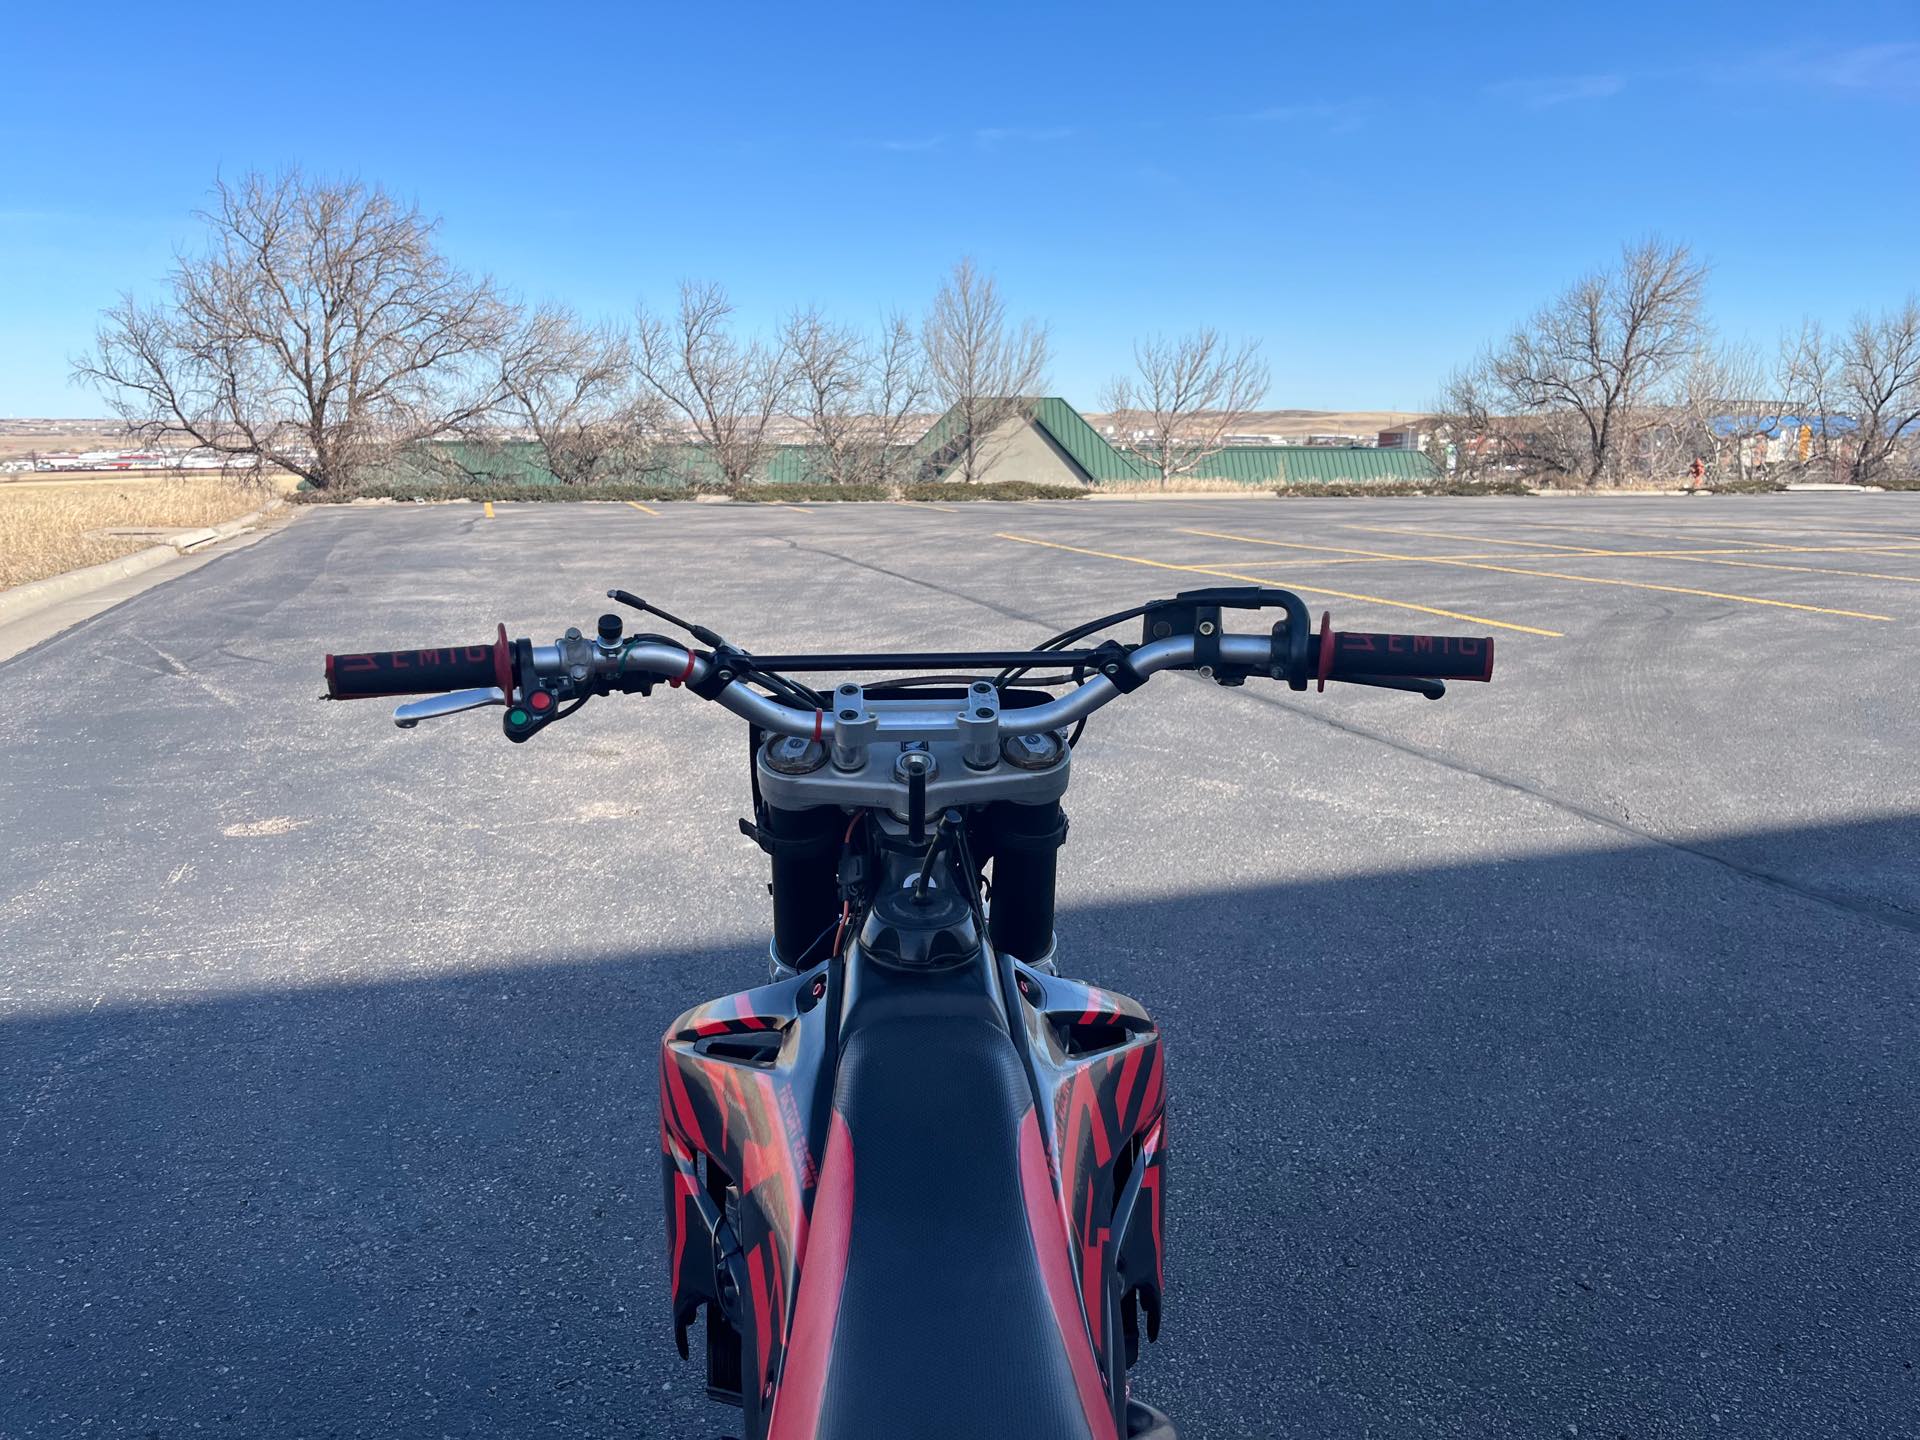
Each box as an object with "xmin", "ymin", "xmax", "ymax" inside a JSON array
[{"xmin": 4, "ymin": 493, "xmax": 1917, "ymax": 1438}]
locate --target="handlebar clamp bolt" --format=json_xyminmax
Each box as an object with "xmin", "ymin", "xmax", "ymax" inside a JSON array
[{"xmin": 1198, "ymin": 621, "xmax": 1215, "ymax": 636}]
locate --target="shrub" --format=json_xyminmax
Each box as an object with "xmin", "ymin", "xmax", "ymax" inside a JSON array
[
  {"xmin": 291, "ymin": 478, "xmax": 1089, "ymax": 505},
  {"xmin": 732, "ymin": 483, "xmax": 887, "ymax": 502},
  {"xmin": 900, "ymin": 481, "xmax": 1086, "ymax": 502},
  {"xmin": 290, "ymin": 480, "xmax": 697, "ymax": 504},
  {"xmin": 1272, "ymin": 479, "xmax": 1532, "ymax": 498}
]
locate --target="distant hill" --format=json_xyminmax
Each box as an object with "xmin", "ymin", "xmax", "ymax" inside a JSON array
[
  {"xmin": 1081, "ymin": 409, "xmax": 1426, "ymax": 439},
  {"xmin": 0, "ymin": 419, "xmax": 140, "ymax": 460}
]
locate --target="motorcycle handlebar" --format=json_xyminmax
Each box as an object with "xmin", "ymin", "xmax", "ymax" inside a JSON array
[{"xmin": 325, "ymin": 619, "xmax": 1495, "ymax": 735}]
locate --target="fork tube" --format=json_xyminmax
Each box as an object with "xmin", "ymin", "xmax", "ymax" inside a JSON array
[
  {"xmin": 984, "ymin": 800, "xmax": 1066, "ymax": 965},
  {"xmin": 767, "ymin": 804, "xmax": 843, "ymax": 970}
]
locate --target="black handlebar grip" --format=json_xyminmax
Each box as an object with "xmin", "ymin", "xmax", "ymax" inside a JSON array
[
  {"xmin": 1313, "ymin": 628, "xmax": 1494, "ymax": 683},
  {"xmin": 325, "ymin": 626, "xmax": 514, "ymax": 699}
]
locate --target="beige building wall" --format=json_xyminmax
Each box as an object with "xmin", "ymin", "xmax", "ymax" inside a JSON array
[{"xmin": 928, "ymin": 414, "xmax": 1091, "ymax": 486}]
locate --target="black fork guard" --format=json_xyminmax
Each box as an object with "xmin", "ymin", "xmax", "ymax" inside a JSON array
[{"xmin": 659, "ymin": 938, "xmax": 1170, "ymax": 1440}]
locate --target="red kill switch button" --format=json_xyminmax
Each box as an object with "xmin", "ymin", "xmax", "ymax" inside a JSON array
[{"xmin": 529, "ymin": 690, "xmax": 552, "ymax": 712}]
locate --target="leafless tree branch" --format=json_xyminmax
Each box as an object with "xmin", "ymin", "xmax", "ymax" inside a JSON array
[
  {"xmin": 633, "ymin": 281, "xmax": 790, "ymax": 491},
  {"xmin": 1102, "ymin": 329, "xmax": 1269, "ymax": 485},
  {"xmin": 782, "ymin": 308, "xmax": 930, "ymax": 491},
  {"xmin": 495, "ymin": 305, "xmax": 659, "ymax": 484},
  {"xmin": 921, "ymin": 259, "xmax": 1048, "ymax": 484},
  {"xmin": 74, "ymin": 169, "xmax": 513, "ymax": 490}
]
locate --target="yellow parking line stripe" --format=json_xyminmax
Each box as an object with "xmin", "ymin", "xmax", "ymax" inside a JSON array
[
  {"xmin": 1346, "ymin": 524, "xmax": 1920, "ymax": 559},
  {"xmin": 769, "ymin": 500, "xmax": 814, "ymax": 514},
  {"xmin": 927, "ymin": 504, "xmax": 961, "ymax": 514},
  {"xmin": 1346, "ymin": 524, "xmax": 1614, "ymax": 555},
  {"xmin": 1179, "ymin": 529, "xmax": 1897, "ymax": 622},
  {"xmin": 1339, "ymin": 525, "xmax": 1920, "ymax": 583},
  {"xmin": 993, "ymin": 534, "xmax": 1563, "ymax": 637},
  {"xmin": 1501, "ymin": 519, "xmax": 1920, "ymax": 546},
  {"xmin": 626, "ymin": 500, "xmax": 660, "ymax": 516},
  {"xmin": 1194, "ymin": 552, "xmax": 1621, "ymax": 568},
  {"xmin": 483, "ymin": 501, "xmax": 495, "ymax": 519}
]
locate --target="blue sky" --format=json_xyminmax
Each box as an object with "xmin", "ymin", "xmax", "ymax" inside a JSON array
[{"xmin": 3, "ymin": 0, "xmax": 1916, "ymax": 417}]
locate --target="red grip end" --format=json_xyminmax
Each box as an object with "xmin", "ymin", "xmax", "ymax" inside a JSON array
[{"xmin": 494, "ymin": 624, "xmax": 514, "ymax": 700}]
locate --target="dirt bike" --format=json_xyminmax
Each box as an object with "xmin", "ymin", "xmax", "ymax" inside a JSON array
[{"xmin": 325, "ymin": 585, "xmax": 1495, "ymax": 1439}]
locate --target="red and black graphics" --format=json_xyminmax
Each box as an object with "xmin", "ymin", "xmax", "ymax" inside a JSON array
[
  {"xmin": 659, "ymin": 968, "xmax": 834, "ymax": 1433},
  {"xmin": 1009, "ymin": 965, "xmax": 1169, "ymax": 1414},
  {"xmin": 661, "ymin": 952, "xmax": 1169, "ymax": 1439}
]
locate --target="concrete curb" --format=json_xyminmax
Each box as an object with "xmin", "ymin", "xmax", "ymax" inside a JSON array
[{"xmin": 0, "ymin": 497, "xmax": 285, "ymax": 627}]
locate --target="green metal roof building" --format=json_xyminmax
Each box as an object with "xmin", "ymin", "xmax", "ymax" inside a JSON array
[
  {"xmin": 405, "ymin": 397, "xmax": 1435, "ymax": 489},
  {"xmin": 913, "ymin": 396, "xmax": 1435, "ymax": 487}
]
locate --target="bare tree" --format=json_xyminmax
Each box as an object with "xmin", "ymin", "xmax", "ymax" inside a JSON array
[
  {"xmin": 1778, "ymin": 319, "xmax": 1840, "ymax": 470},
  {"xmin": 782, "ymin": 308, "xmax": 930, "ymax": 490},
  {"xmin": 1101, "ymin": 330, "xmax": 1269, "ymax": 485},
  {"xmin": 496, "ymin": 304, "xmax": 657, "ymax": 484},
  {"xmin": 75, "ymin": 169, "xmax": 512, "ymax": 490},
  {"xmin": 1836, "ymin": 299, "xmax": 1920, "ymax": 485},
  {"xmin": 633, "ymin": 281, "xmax": 790, "ymax": 491},
  {"xmin": 1428, "ymin": 364, "xmax": 1506, "ymax": 480},
  {"xmin": 1470, "ymin": 238, "xmax": 1708, "ymax": 485},
  {"xmin": 1673, "ymin": 342, "xmax": 1778, "ymax": 482},
  {"xmin": 921, "ymin": 258, "xmax": 1049, "ymax": 484}
]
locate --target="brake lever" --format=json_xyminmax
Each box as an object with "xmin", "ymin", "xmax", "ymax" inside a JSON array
[
  {"xmin": 394, "ymin": 687, "xmax": 507, "ymax": 728},
  {"xmin": 1336, "ymin": 674, "xmax": 1447, "ymax": 700}
]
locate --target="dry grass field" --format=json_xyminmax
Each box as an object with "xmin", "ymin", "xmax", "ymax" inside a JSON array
[{"xmin": 0, "ymin": 477, "xmax": 273, "ymax": 590}]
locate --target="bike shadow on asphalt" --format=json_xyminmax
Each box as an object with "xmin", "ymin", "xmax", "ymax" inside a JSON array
[{"xmin": 5, "ymin": 812, "xmax": 1917, "ymax": 1438}]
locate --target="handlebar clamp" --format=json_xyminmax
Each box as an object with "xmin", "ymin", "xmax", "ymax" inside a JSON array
[{"xmin": 1086, "ymin": 639, "xmax": 1148, "ymax": 694}]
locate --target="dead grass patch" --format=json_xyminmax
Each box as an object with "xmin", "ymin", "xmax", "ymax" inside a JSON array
[{"xmin": 0, "ymin": 479, "xmax": 270, "ymax": 590}]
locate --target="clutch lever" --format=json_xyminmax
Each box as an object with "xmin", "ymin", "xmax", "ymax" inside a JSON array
[
  {"xmin": 394, "ymin": 687, "xmax": 508, "ymax": 728},
  {"xmin": 1336, "ymin": 674, "xmax": 1447, "ymax": 701}
]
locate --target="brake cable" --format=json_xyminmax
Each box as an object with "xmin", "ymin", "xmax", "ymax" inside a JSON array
[{"xmin": 994, "ymin": 599, "xmax": 1162, "ymax": 688}]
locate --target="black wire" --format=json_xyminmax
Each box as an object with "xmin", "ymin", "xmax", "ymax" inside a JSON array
[
  {"xmin": 856, "ymin": 672, "xmax": 1085, "ymax": 690},
  {"xmin": 1065, "ymin": 660, "xmax": 1090, "ymax": 748},
  {"xmin": 994, "ymin": 600, "xmax": 1161, "ymax": 688},
  {"xmin": 741, "ymin": 667, "xmax": 828, "ymax": 711},
  {"xmin": 912, "ymin": 815, "xmax": 952, "ymax": 901},
  {"xmin": 790, "ymin": 913, "xmax": 844, "ymax": 968},
  {"xmin": 952, "ymin": 823, "xmax": 990, "ymax": 931}
]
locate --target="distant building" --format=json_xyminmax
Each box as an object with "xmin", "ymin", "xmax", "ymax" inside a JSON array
[
  {"xmin": 1377, "ymin": 424, "xmax": 1432, "ymax": 451},
  {"xmin": 909, "ymin": 399, "xmax": 1434, "ymax": 486},
  {"xmin": 410, "ymin": 397, "xmax": 1440, "ymax": 489}
]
